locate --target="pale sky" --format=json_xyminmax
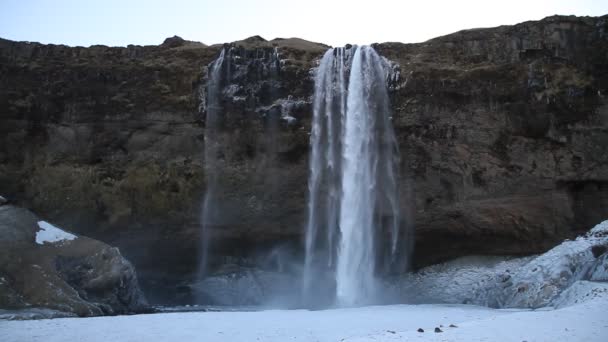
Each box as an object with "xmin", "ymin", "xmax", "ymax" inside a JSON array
[{"xmin": 0, "ymin": 0, "xmax": 606, "ymax": 47}]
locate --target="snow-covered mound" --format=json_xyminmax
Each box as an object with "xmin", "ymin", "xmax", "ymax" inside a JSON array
[
  {"xmin": 396, "ymin": 256, "xmax": 533, "ymax": 304},
  {"xmin": 479, "ymin": 220, "xmax": 608, "ymax": 308},
  {"xmin": 400, "ymin": 220, "xmax": 608, "ymax": 309},
  {"xmin": 551, "ymin": 280, "xmax": 608, "ymax": 308}
]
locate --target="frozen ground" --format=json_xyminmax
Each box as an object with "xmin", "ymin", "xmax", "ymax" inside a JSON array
[{"xmin": 1, "ymin": 286, "xmax": 607, "ymax": 342}]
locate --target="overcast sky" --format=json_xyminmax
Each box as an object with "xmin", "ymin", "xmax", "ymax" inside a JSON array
[{"xmin": 1, "ymin": 0, "xmax": 606, "ymax": 47}]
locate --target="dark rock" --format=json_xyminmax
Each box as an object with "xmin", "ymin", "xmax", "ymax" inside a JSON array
[
  {"xmin": 417, "ymin": 328, "xmax": 424, "ymax": 333},
  {"xmin": 0, "ymin": 205, "xmax": 148, "ymax": 316},
  {"xmin": 161, "ymin": 35, "xmax": 186, "ymax": 48},
  {"xmin": 0, "ymin": 273, "xmax": 26, "ymax": 308},
  {"xmin": 449, "ymin": 324, "xmax": 458, "ymax": 328},
  {"xmin": 435, "ymin": 327, "xmax": 443, "ymax": 333},
  {"xmin": 591, "ymin": 245, "xmax": 607, "ymax": 258}
]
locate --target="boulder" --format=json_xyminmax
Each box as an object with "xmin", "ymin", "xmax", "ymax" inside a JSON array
[{"xmin": 0, "ymin": 205, "xmax": 148, "ymax": 316}]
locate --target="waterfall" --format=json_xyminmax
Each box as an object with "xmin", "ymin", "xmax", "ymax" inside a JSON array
[
  {"xmin": 303, "ymin": 47, "xmax": 349, "ymax": 302},
  {"xmin": 303, "ymin": 45, "xmax": 401, "ymax": 306},
  {"xmin": 198, "ymin": 48, "xmax": 226, "ymax": 279},
  {"xmin": 197, "ymin": 46, "xmax": 287, "ymax": 293}
]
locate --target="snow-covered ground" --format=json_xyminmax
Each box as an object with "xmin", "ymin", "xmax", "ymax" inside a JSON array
[{"xmin": 1, "ymin": 292, "xmax": 607, "ymax": 342}]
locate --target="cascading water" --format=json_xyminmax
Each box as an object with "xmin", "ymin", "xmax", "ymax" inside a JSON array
[
  {"xmin": 196, "ymin": 46, "xmax": 293, "ymax": 305},
  {"xmin": 303, "ymin": 45, "xmax": 402, "ymax": 306},
  {"xmin": 303, "ymin": 47, "xmax": 349, "ymax": 302},
  {"xmin": 198, "ymin": 48, "xmax": 226, "ymax": 279}
]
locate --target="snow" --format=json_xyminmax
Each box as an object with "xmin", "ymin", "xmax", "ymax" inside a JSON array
[
  {"xmin": 344, "ymin": 298, "xmax": 608, "ymax": 342},
  {"xmin": 551, "ymin": 280, "xmax": 608, "ymax": 308},
  {"xmin": 1, "ymin": 299, "xmax": 607, "ymax": 342},
  {"xmin": 397, "ymin": 255, "xmax": 534, "ymax": 305},
  {"xmin": 35, "ymin": 221, "xmax": 77, "ymax": 245}
]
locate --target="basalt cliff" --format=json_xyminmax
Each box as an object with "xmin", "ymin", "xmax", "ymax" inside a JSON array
[{"xmin": 1, "ymin": 15, "xmax": 607, "ymax": 302}]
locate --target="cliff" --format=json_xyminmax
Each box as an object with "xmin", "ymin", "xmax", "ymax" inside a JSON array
[{"xmin": 1, "ymin": 15, "xmax": 607, "ymax": 301}]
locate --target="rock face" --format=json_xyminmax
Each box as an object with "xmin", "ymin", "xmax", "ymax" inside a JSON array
[
  {"xmin": 0, "ymin": 205, "xmax": 148, "ymax": 316},
  {"xmin": 0, "ymin": 16, "xmax": 607, "ymax": 301},
  {"xmin": 376, "ymin": 15, "xmax": 608, "ymax": 267}
]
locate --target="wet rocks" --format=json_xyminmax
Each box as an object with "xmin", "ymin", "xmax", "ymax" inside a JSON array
[{"xmin": 591, "ymin": 245, "xmax": 607, "ymax": 258}]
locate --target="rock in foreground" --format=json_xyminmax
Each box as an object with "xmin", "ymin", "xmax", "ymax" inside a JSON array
[{"xmin": 0, "ymin": 205, "xmax": 148, "ymax": 316}]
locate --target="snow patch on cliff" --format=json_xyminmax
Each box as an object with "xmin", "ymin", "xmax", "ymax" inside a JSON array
[{"xmin": 35, "ymin": 221, "xmax": 77, "ymax": 245}]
